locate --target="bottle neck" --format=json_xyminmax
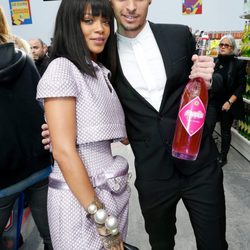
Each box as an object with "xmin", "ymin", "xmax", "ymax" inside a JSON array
[
  {"xmin": 198, "ymin": 47, "xmax": 207, "ymax": 56},
  {"xmin": 198, "ymin": 40, "xmax": 208, "ymax": 56}
]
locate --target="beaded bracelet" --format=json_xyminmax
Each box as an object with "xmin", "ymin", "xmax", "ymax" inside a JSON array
[{"xmin": 86, "ymin": 198, "xmax": 119, "ymax": 236}]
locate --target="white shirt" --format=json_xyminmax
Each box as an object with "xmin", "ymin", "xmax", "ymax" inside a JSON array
[{"xmin": 117, "ymin": 22, "xmax": 167, "ymax": 111}]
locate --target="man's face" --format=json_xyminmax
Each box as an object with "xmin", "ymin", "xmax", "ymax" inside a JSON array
[
  {"xmin": 29, "ymin": 39, "xmax": 45, "ymax": 61},
  {"xmin": 110, "ymin": 0, "xmax": 151, "ymax": 38}
]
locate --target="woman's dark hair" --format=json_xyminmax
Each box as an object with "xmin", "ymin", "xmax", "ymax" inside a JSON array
[{"xmin": 50, "ymin": 0, "xmax": 117, "ymax": 82}]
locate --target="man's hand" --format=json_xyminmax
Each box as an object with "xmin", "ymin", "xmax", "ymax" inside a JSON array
[
  {"xmin": 41, "ymin": 123, "xmax": 51, "ymax": 150},
  {"xmin": 120, "ymin": 138, "xmax": 129, "ymax": 145},
  {"xmin": 189, "ymin": 55, "xmax": 214, "ymax": 89}
]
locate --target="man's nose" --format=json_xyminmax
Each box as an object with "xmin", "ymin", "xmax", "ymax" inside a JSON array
[{"xmin": 126, "ymin": 0, "xmax": 137, "ymax": 12}]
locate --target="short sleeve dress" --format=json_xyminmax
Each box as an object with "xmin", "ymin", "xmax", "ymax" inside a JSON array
[{"xmin": 37, "ymin": 57, "xmax": 130, "ymax": 250}]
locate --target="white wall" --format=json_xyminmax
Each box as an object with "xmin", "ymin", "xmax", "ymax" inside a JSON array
[
  {"xmin": 148, "ymin": 1, "xmax": 245, "ymax": 33},
  {"xmin": 0, "ymin": 0, "xmax": 246, "ymax": 45}
]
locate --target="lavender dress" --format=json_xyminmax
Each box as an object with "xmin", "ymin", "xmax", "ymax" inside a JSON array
[{"xmin": 37, "ymin": 58, "xmax": 130, "ymax": 250}]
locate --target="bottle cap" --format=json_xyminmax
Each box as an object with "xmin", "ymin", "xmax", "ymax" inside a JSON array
[{"xmin": 201, "ymin": 34, "xmax": 209, "ymax": 40}]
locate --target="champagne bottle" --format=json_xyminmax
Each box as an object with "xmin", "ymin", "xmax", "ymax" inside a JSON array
[{"xmin": 172, "ymin": 35, "xmax": 209, "ymax": 161}]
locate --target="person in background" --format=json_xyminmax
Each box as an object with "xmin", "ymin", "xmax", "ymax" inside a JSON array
[
  {"xmin": 47, "ymin": 37, "xmax": 53, "ymax": 57},
  {"xmin": 0, "ymin": 6, "xmax": 30, "ymax": 55},
  {"xmin": 206, "ymin": 34, "xmax": 246, "ymax": 167},
  {"xmin": 37, "ymin": 0, "xmax": 130, "ymax": 249},
  {"xmin": 29, "ymin": 38, "xmax": 50, "ymax": 76},
  {"xmin": 13, "ymin": 36, "xmax": 31, "ymax": 55},
  {"xmin": 0, "ymin": 6, "xmax": 53, "ymax": 250}
]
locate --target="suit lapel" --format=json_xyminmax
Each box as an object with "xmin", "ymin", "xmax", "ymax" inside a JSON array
[
  {"xmin": 149, "ymin": 22, "xmax": 173, "ymax": 113},
  {"xmin": 116, "ymin": 47, "xmax": 158, "ymax": 112}
]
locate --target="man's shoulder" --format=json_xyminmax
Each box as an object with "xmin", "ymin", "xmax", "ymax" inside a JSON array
[
  {"xmin": 149, "ymin": 21, "xmax": 188, "ymax": 33},
  {"xmin": 42, "ymin": 55, "xmax": 50, "ymax": 65},
  {"xmin": 148, "ymin": 22, "xmax": 191, "ymax": 44}
]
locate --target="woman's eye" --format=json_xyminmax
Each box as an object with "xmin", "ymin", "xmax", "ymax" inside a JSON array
[
  {"xmin": 101, "ymin": 17, "xmax": 110, "ymax": 24},
  {"xmin": 83, "ymin": 19, "xmax": 93, "ymax": 24},
  {"xmin": 103, "ymin": 20, "xmax": 110, "ymax": 25}
]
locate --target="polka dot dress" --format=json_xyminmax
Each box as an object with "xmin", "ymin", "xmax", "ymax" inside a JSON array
[{"xmin": 37, "ymin": 58, "xmax": 130, "ymax": 250}]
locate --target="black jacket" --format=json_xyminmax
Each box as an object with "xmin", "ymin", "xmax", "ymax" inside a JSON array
[
  {"xmin": 114, "ymin": 23, "xmax": 218, "ymax": 181},
  {"xmin": 0, "ymin": 43, "xmax": 51, "ymax": 189},
  {"xmin": 209, "ymin": 55, "xmax": 246, "ymax": 120},
  {"xmin": 35, "ymin": 55, "xmax": 50, "ymax": 77}
]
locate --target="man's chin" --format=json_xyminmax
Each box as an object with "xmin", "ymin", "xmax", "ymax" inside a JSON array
[{"xmin": 123, "ymin": 24, "xmax": 141, "ymax": 32}]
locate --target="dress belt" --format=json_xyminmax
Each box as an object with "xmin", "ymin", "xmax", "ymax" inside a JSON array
[{"xmin": 49, "ymin": 164, "xmax": 129, "ymax": 190}]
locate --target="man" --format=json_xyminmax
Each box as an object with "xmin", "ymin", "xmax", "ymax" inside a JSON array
[
  {"xmin": 29, "ymin": 38, "xmax": 50, "ymax": 76},
  {"xmin": 43, "ymin": 0, "xmax": 227, "ymax": 249},
  {"xmin": 110, "ymin": 1, "xmax": 227, "ymax": 249}
]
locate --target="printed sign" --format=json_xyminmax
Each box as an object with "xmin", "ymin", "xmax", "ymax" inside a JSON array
[
  {"xmin": 182, "ymin": 0, "xmax": 202, "ymax": 15},
  {"xmin": 9, "ymin": 0, "xmax": 32, "ymax": 25}
]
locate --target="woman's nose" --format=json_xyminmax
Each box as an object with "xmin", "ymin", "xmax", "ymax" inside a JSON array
[{"xmin": 95, "ymin": 20, "xmax": 104, "ymax": 33}]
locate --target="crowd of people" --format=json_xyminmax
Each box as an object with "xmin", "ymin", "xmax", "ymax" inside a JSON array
[{"xmin": 0, "ymin": 0, "xmax": 247, "ymax": 249}]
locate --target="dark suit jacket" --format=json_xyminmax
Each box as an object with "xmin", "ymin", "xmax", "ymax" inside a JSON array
[{"xmin": 113, "ymin": 22, "xmax": 218, "ymax": 181}]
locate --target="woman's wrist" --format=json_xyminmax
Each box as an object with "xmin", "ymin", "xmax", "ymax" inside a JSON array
[
  {"xmin": 86, "ymin": 199, "xmax": 122, "ymax": 249},
  {"xmin": 86, "ymin": 197, "xmax": 120, "ymax": 236},
  {"xmin": 227, "ymin": 100, "xmax": 233, "ymax": 106},
  {"xmin": 86, "ymin": 196, "xmax": 104, "ymax": 217}
]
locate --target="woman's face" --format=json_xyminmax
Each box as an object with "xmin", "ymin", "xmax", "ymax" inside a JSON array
[
  {"xmin": 80, "ymin": 5, "xmax": 110, "ymax": 61},
  {"xmin": 218, "ymin": 38, "xmax": 234, "ymax": 55}
]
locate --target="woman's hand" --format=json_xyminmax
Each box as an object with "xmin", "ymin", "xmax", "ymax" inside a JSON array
[
  {"xmin": 41, "ymin": 123, "xmax": 51, "ymax": 150},
  {"xmin": 88, "ymin": 198, "xmax": 124, "ymax": 250},
  {"xmin": 222, "ymin": 101, "xmax": 231, "ymax": 112},
  {"xmin": 97, "ymin": 227, "xmax": 124, "ymax": 250}
]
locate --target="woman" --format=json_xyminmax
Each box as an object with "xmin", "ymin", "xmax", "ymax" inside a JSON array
[
  {"xmin": 206, "ymin": 34, "xmax": 246, "ymax": 167},
  {"xmin": 0, "ymin": 7, "xmax": 53, "ymax": 250},
  {"xmin": 36, "ymin": 0, "xmax": 130, "ymax": 249}
]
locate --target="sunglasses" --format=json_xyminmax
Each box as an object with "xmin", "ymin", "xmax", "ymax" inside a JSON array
[{"xmin": 219, "ymin": 43, "xmax": 232, "ymax": 48}]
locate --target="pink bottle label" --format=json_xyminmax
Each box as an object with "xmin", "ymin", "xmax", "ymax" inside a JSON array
[{"xmin": 178, "ymin": 96, "xmax": 206, "ymax": 136}]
